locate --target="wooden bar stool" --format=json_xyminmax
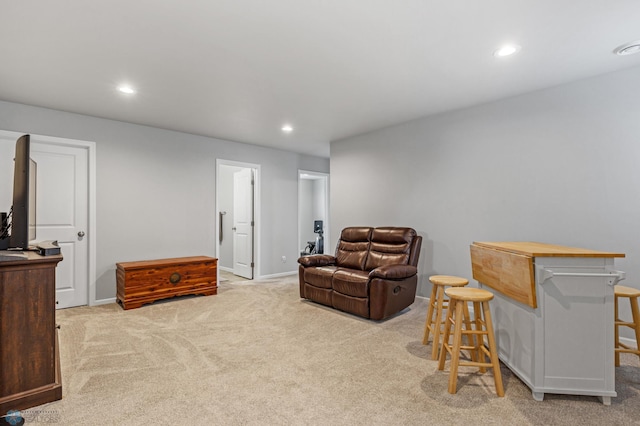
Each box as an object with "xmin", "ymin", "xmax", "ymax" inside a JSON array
[
  {"xmin": 438, "ymin": 287, "xmax": 504, "ymax": 396},
  {"xmin": 615, "ymin": 285, "xmax": 640, "ymax": 366},
  {"xmin": 422, "ymin": 275, "xmax": 469, "ymax": 360}
]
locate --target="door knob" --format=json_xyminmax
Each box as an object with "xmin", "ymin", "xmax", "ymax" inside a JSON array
[{"xmin": 78, "ymin": 231, "xmax": 85, "ymax": 238}]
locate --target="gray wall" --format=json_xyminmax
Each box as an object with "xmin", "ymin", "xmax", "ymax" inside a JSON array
[
  {"xmin": 331, "ymin": 65, "xmax": 640, "ymax": 298},
  {"xmin": 0, "ymin": 100, "xmax": 329, "ymax": 302}
]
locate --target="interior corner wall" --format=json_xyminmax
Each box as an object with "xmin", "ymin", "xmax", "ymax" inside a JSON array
[
  {"xmin": 313, "ymin": 179, "xmax": 326, "ymax": 222},
  {"xmin": 0, "ymin": 100, "xmax": 329, "ymax": 302},
  {"xmin": 330, "ymin": 65, "xmax": 640, "ymax": 298}
]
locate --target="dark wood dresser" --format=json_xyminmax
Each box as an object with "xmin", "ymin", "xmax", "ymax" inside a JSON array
[
  {"xmin": 116, "ymin": 256, "xmax": 218, "ymax": 309},
  {"xmin": 0, "ymin": 252, "xmax": 63, "ymax": 412}
]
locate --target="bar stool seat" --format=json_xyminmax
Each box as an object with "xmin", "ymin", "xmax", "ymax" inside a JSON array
[
  {"xmin": 422, "ymin": 275, "xmax": 469, "ymax": 360},
  {"xmin": 615, "ymin": 285, "xmax": 640, "ymax": 366},
  {"xmin": 438, "ymin": 287, "xmax": 504, "ymax": 396}
]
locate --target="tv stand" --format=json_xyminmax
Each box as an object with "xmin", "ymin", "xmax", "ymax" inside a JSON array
[
  {"xmin": 0, "ymin": 250, "xmax": 28, "ymax": 262},
  {"xmin": 0, "ymin": 252, "xmax": 63, "ymax": 412}
]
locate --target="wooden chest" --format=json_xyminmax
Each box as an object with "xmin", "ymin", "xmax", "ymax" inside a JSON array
[{"xmin": 116, "ymin": 256, "xmax": 217, "ymax": 309}]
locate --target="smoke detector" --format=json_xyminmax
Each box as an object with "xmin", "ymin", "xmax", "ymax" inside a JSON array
[{"xmin": 613, "ymin": 40, "xmax": 640, "ymax": 56}]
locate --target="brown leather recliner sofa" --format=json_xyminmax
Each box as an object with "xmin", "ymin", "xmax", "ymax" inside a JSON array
[{"xmin": 297, "ymin": 226, "xmax": 422, "ymax": 320}]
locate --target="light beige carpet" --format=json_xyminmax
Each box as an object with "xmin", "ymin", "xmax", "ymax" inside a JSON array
[{"xmin": 35, "ymin": 275, "xmax": 640, "ymax": 425}]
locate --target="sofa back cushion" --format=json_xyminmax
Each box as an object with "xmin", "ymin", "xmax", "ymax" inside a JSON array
[
  {"xmin": 364, "ymin": 227, "xmax": 416, "ymax": 271},
  {"xmin": 335, "ymin": 227, "xmax": 372, "ymax": 270}
]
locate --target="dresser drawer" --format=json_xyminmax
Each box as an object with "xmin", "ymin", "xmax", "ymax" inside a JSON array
[{"xmin": 116, "ymin": 256, "xmax": 217, "ymax": 309}]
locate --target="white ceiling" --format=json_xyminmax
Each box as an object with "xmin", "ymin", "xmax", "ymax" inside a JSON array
[{"xmin": 2, "ymin": 1, "xmax": 640, "ymax": 158}]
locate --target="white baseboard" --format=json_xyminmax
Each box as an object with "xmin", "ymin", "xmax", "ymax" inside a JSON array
[
  {"xmin": 221, "ymin": 266, "xmax": 295, "ymax": 280},
  {"xmin": 256, "ymin": 271, "xmax": 297, "ymax": 280},
  {"xmin": 92, "ymin": 297, "xmax": 116, "ymax": 306},
  {"xmin": 619, "ymin": 336, "xmax": 639, "ymax": 350}
]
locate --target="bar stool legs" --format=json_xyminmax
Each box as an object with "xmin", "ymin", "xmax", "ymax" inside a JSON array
[
  {"xmin": 438, "ymin": 287, "xmax": 504, "ymax": 397},
  {"xmin": 422, "ymin": 280, "xmax": 443, "ymax": 354},
  {"xmin": 615, "ymin": 285, "xmax": 640, "ymax": 366},
  {"xmin": 422, "ymin": 275, "xmax": 468, "ymax": 360}
]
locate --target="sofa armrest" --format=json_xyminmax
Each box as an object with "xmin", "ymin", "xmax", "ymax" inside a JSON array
[
  {"xmin": 298, "ymin": 254, "xmax": 336, "ymax": 267},
  {"xmin": 369, "ymin": 264, "xmax": 417, "ymax": 280}
]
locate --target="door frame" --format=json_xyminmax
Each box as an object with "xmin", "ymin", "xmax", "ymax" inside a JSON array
[
  {"xmin": 0, "ymin": 129, "xmax": 97, "ymax": 306},
  {"xmin": 298, "ymin": 170, "xmax": 329, "ymax": 255},
  {"xmin": 216, "ymin": 159, "xmax": 260, "ymax": 279}
]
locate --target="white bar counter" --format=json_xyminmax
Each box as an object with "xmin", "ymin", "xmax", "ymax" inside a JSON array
[{"xmin": 470, "ymin": 241, "xmax": 625, "ymax": 405}]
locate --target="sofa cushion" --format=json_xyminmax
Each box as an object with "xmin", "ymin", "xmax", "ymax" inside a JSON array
[
  {"xmin": 332, "ymin": 269, "xmax": 370, "ymax": 297},
  {"xmin": 304, "ymin": 284, "xmax": 333, "ymax": 306},
  {"xmin": 332, "ymin": 292, "xmax": 369, "ymax": 318},
  {"xmin": 364, "ymin": 227, "xmax": 416, "ymax": 271},
  {"xmin": 304, "ymin": 265, "xmax": 337, "ymax": 289},
  {"xmin": 335, "ymin": 227, "xmax": 372, "ymax": 270}
]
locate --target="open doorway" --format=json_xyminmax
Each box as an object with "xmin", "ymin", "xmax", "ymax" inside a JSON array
[
  {"xmin": 298, "ymin": 170, "xmax": 329, "ymax": 257},
  {"xmin": 216, "ymin": 160, "xmax": 260, "ymax": 280}
]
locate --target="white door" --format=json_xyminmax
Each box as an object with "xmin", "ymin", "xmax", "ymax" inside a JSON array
[
  {"xmin": 31, "ymin": 142, "xmax": 89, "ymax": 309},
  {"xmin": 233, "ymin": 168, "xmax": 253, "ymax": 279}
]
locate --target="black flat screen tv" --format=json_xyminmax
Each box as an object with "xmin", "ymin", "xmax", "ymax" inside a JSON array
[{"xmin": 0, "ymin": 134, "xmax": 37, "ymax": 250}]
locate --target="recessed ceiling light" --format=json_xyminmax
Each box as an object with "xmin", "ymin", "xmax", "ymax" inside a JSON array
[
  {"xmin": 118, "ymin": 85, "xmax": 136, "ymax": 94},
  {"xmin": 493, "ymin": 44, "xmax": 521, "ymax": 58},
  {"xmin": 281, "ymin": 125, "xmax": 293, "ymax": 133},
  {"xmin": 613, "ymin": 40, "xmax": 640, "ymax": 56}
]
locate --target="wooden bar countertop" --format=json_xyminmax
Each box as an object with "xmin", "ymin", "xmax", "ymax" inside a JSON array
[
  {"xmin": 470, "ymin": 242, "xmax": 624, "ymax": 309},
  {"xmin": 472, "ymin": 242, "xmax": 625, "ymax": 258}
]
